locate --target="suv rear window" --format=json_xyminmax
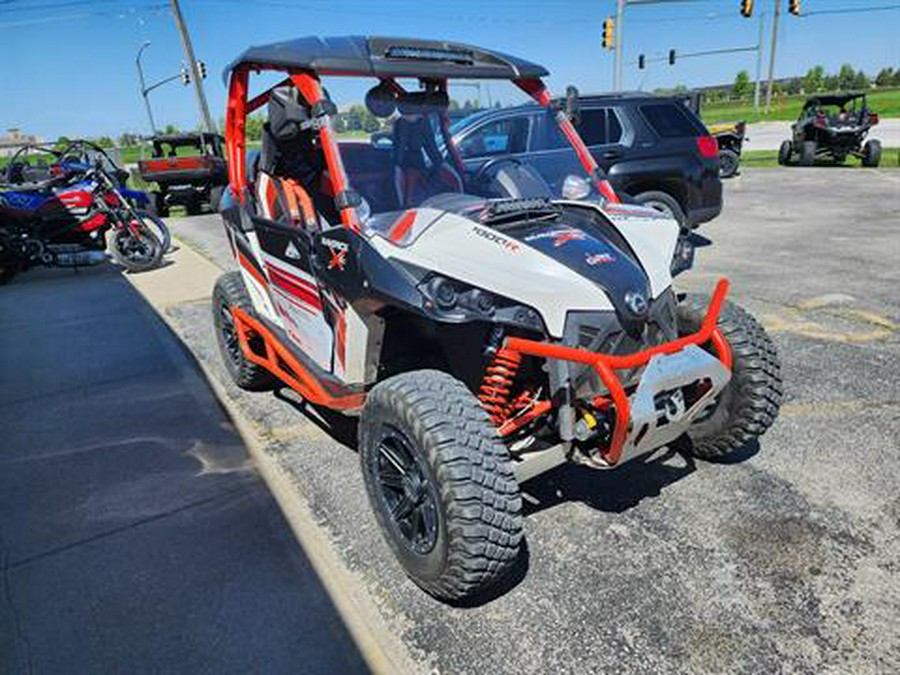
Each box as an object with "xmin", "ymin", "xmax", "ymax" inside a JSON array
[{"xmin": 640, "ymin": 103, "xmax": 701, "ymax": 138}]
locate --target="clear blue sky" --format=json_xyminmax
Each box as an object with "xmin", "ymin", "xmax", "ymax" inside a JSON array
[{"xmin": 1, "ymin": 0, "xmax": 898, "ymax": 139}]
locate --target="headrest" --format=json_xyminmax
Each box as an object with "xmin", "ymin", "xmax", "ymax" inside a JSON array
[
  {"xmin": 365, "ymin": 83, "xmax": 397, "ymax": 118},
  {"xmin": 268, "ymin": 86, "xmax": 311, "ymax": 141}
]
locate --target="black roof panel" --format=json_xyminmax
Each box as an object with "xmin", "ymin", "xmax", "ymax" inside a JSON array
[
  {"xmin": 804, "ymin": 92, "xmax": 867, "ymax": 107},
  {"xmin": 225, "ymin": 35, "xmax": 549, "ymax": 82}
]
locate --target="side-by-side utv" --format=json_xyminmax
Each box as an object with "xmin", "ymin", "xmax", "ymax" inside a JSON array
[
  {"xmin": 212, "ymin": 36, "xmax": 782, "ymax": 602},
  {"xmin": 779, "ymin": 92, "xmax": 881, "ymax": 167}
]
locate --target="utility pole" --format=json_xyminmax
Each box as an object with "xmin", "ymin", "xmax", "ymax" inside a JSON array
[
  {"xmin": 753, "ymin": 9, "xmax": 765, "ymax": 111},
  {"xmin": 764, "ymin": 0, "xmax": 781, "ymax": 111},
  {"xmin": 169, "ymin": 0, "xmax": 215, "ymax": 133},
  {"xmin": 614, "ymin": 0, "xmax": 625, "ymax": 90}
]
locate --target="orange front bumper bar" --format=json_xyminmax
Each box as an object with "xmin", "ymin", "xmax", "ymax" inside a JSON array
[{"xmin": 503, "ymin": 278, "xmax": 733, "ymax": 466}]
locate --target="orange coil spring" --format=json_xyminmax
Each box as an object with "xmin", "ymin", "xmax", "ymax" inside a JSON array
[{"xmin": 479, "ymin": 348, "xmax": 522, "ymax": 424}]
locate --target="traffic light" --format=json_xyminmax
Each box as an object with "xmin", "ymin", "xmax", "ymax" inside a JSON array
[
  {"xmin": 180, "ymin": 67, "xmax": 190, "ymax": 86},
  {"xmin": 740, "ymin": 0, "xmax": 754, "ymax": 18},
  {"xmin": 668, "ymin": 49, "xmax": 676, "ymax": 66},
  {"xmin": 638, "ymin": 54, "xmax": 645, "ymax": 70},
  {"xmin": 602, "ymin": 17, "xmax": 614, "ymax": 50},
  {"xmin": 196, "ymin": 60, "xmax": 207, "ymax": 79},
  {"xmin": 788, "ymin": 0, "xmax": 800, "ymax": 15}
]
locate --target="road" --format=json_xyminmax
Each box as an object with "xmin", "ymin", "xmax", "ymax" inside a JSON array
[
  {"xmin": 157, "ymin": 167, "xmax": 900, "ymax": 674},
  {"xmin": 745, "ymin": 118, "xmax": 900, "ymax": 151},
  {"xmin": 0, "ymin": 263, "xmax": 367, "ymax": 674}
]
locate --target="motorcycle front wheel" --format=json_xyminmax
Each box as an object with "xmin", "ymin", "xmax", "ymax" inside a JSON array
[
  {"xmin": 131, "ymin": 210, "xmax": 171, "ymax": 253},
  {"xmin": 109, "ymin": 221, "xmax": 164, "ymax": 273}
]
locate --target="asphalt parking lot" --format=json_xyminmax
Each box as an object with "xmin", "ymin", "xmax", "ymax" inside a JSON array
[
  {"xmin": 5, "ymin": 167, "xmax": 896, "ymax": 674},
  {"xmin": 154, "ymin": 167, "xmax": 900, "ymax": 674}
]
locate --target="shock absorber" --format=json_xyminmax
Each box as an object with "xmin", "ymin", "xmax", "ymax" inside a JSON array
[{"xmin": 479, "ymin": 348, "xmax": 522, "ymax": 425}]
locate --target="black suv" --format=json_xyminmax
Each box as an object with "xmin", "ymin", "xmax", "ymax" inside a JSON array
[{"xmin": 448, "ymin": 93, "xmax": 722, "ymax": 228}]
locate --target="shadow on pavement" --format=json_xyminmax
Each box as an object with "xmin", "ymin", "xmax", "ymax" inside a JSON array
[{"xmin": 0, "ymin": 265, "xmax": 369, "ymax": 675}]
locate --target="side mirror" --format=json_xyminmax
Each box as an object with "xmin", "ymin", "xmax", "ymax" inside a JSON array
[{"xmin": 565, "ymin": 85, "xmax": 581, "ymax": 126}]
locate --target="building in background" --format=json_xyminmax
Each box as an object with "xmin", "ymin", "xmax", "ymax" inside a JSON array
[{"xmin": 0, "ymin": 128, "xmax": 44, "ymax": 157}]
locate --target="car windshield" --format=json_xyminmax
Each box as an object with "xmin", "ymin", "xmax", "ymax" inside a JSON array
[{"xmin": 318, "ymin": 77, "xmax": 593, "ymax": 217}]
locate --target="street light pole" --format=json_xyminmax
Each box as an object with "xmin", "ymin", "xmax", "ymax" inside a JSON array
[
  {"xmin": 614, "ymin": 0, "xmax": 625, "ymax": 90},
  {"xmin": 765, "ymin": 0, "xmax": 781, "ymax": 111},
  {"xmin": 136, "ymin": 41, "xmax": 158, "ymax": 134},
  {"xmin": 753, "ymin": 9, "xmax": 765, "ymax": 111},
  {"xmin": 169, "ymin": 0, "xmax": 215, "ymax": 133}
]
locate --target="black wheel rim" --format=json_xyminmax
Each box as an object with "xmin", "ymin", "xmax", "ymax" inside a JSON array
[
  {"xmin": 218, "ymin": 298, "xmax": 243, "ymax": 364},
  {"xmin": 116, "ymin": 226, "xmax": 156, "ymax": 264},
  {"xmin": 374, "ymin": 427, "xmax": 439, "ymax": 555}
]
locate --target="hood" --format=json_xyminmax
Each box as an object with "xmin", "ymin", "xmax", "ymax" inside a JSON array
[
  {"xmin": 366, "ymin": 196, "xmax": 671, "ymax": 338},
  {"xmin": 502, "ymin": 220, "xmax": 651, "ymax": 333}
]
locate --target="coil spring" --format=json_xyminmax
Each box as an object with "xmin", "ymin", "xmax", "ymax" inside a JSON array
[{"xmin": 478, "ymin": 348, "xmax": 522, "ymax": 424}]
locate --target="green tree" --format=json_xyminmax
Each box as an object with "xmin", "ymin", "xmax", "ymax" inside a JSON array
[
  {"xmin": 732, "ymin": 70, "xmax": 751, "ymax": 99},
  {"xmin": 245, "ymin": 115, "xmax": 264, "ymax": 142},
  {"xmin": 163, "ymin": 124, "xmax": 179, "ymax": 135},
  {"xmin": 893, "ymin": 68, "xmax": 900, "ymax": 86},
  {"xmin": 824, "ymin": 74, "xmax": 839, "ymax": 91},
  {"xmin": 785, "ymin": 77, "xmax": 803, "ymax": 95},
  {"xmin": 852, "ymin": 70, "xmax": 870, "ymax": 90},
  {"xmin": 54, "ymin": 135, "xmax": 71, "ymax": 150},
  {"xmin": 837, "ymin": 63, "xmax": 856, "ymax": 90},
  {"xmin": 803, "ymin": 65, "xmax": 824, "ymax": 93},
  {"xmin": 874, "ymin": 67, "xmax": 894, "ymax": 87},
  {"xmin": 96, "ymin": 136, "xmax": 114, "ymax": 148}
]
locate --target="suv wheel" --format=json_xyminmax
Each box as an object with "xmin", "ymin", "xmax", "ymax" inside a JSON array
[
  {"xmin": 633, "ymin": 191, "xmax": 686, "ymax": 227},
  {"xmin": 359, "ymin": 370, "xmax": 522, "ymax": 602}
]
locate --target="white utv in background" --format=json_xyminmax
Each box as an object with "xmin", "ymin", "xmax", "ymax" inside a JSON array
[{"xmin": 213, "ymin": 36, "xmax": 783, "ymax": 602}]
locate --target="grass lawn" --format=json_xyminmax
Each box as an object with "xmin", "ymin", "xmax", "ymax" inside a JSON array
[
  {"xmin": 703, "ymin": 88, "xmax": 900, "ymax": 124},
  {"xmin": 740, "ymin": 147, "xmax": 900, "ymax": 168}
]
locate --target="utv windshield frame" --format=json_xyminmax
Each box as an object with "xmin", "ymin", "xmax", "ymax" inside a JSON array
[{"xmin": 223, "ymin": 36, "xmax": 618, "ymax": 233}]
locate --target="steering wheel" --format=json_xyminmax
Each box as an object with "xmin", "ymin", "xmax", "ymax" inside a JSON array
[{"xmin": 472, "ymin": 155, "xmax": 523, "ymax": 185}]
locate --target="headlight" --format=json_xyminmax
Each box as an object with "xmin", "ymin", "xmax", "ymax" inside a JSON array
[
  {"xmin": 419, "ymin": 274, "xmax": 543, "ymax": 331},
  {"xmin": 670, "ymin": 234, "xmax": 695, "ymax": 277}
]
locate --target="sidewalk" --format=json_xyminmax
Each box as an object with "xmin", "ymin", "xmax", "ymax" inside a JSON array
[{"xmin": 0, "ymin": 265, "xmax": 367, "ymax": 675}]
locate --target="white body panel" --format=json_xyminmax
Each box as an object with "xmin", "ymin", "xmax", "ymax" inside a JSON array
[
  {"xmin": 367, "ymin": 203, "xmax": 678, "ymax": 339},
  {"xmin": 369, "ymin": 214, "xmax": 616, "ymax": 338}
]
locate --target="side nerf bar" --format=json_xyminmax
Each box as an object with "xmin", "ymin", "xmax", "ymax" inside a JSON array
[
  {"xmin": 503, "ymin": 278, "xmax": 733, "ymax": 467},
  {"xmin": 231, "ymin": 307, "xmax": 365, "ymax": 411}
]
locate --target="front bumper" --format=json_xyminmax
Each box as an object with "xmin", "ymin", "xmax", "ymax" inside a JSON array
[{"xmin": 503, "ymin": 278, "xmax": 733, "ymax": 466}]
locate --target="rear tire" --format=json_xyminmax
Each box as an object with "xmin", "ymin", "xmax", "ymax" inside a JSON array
[
  {"xmin": 718, "ymin": 148, "xmax": 740, "ymax": 178},
  {"xmin": 862, "ymin": 139, "xmax": 881, "ymax": 167},
  {"xmin": 799, "ymin": 140, "xmax": 816, "ymax": 166},
  {"xmin": 359, "ymin": 370, "xmax": 523, "ymax": 602},
  {"xmin": 633, "ymin": 191, "xmax": 686, "ymax": 228},
  {"xmin": 212, "ymin": 271, "xmax": 277, "ymax": 391},
  {"xmin": 676, "ymin": 295, "xmax": 783, "ymax": 460},
  {"xmin": 154, "ymin": 191, "xmax": 169, "ymax": 218},
  {"xmin": 777, "ymin": 140, "xmax": 792, "ymax": 166}
]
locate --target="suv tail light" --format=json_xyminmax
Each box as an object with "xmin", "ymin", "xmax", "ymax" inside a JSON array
[{"xmin": 697, "ymin": 135, "xmax": 718, "ymax": 159}]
